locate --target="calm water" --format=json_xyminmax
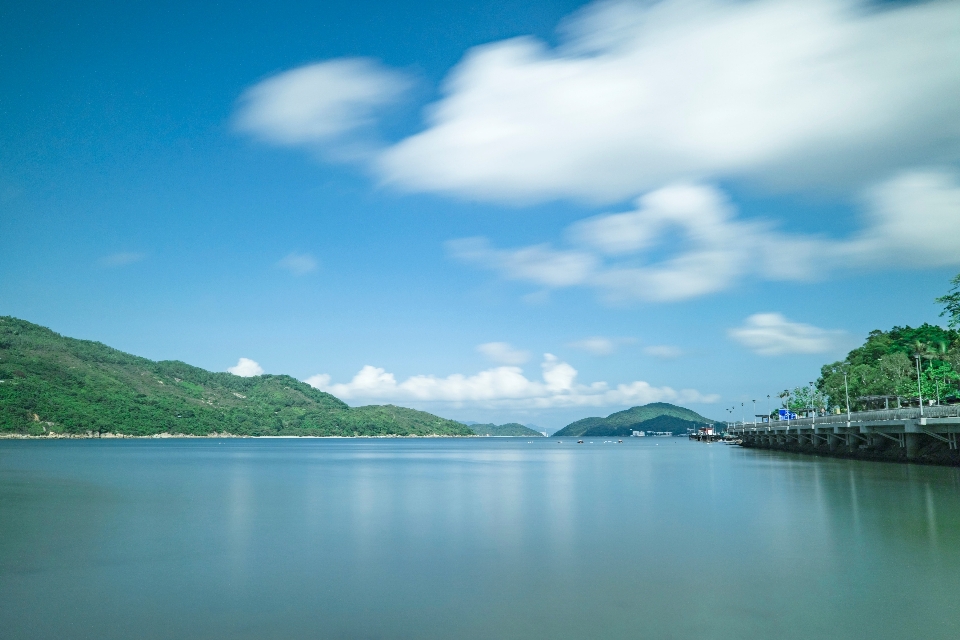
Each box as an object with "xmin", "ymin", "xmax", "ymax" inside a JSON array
[{"xmin": 1, "ymin": 438, "xmax": 959, "ymax": 640}]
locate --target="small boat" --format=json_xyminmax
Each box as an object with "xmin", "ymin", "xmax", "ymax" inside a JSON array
[{"xmin": 577, "ymin": 440, "xmax": 584, "ymax": 444}]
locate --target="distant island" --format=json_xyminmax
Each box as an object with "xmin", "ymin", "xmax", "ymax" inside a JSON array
[
  {"xmin": 466, "ymin": 423, "xmax": 544, "ymax": 437},
  {"xmin": 553, "ymin": 403, "xmax": 720, "ymax": 437},
  {"xmin": 0, "ymin": 317, "xmax": 472, "ymax": 438}
]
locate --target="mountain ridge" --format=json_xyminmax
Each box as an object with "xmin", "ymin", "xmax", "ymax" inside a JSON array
[
  {"xmin": 0, "ymin": 316, "xmax": 472, "ymax": 437},
  {"xmin": 554, "ymin": 402, "xmax": 720, "ymax": 437}
]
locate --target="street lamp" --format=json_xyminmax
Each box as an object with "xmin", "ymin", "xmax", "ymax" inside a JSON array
[
  {"xmin": 915, "ymin": 355, "xmax": 924, "ymax": 417},
  {"xmin": 809, "ymin": 382, "xmax": 816, "ymax": 426},
  {"xmin": 843, "ymin": 372, "xmax": 851, "ymax": 421},
  {"xmin": 752, "ymin": 399, "xmax": 757, "ymax": 426}
]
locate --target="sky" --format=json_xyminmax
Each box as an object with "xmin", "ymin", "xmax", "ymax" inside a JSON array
[{"xmin": 2, "ymin": 0, "xmax": 960, "ymax": 431}]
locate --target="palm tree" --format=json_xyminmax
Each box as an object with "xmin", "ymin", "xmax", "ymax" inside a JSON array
[{"xmin": 778, "ymin": 389, "xmax": 790, "ymax": 411}]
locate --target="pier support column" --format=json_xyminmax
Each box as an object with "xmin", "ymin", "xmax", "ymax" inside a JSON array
[
  {"xmin": 828, "ymin": 434, "xmax": 839, "ymax": 452},
  {"xmin": 905, "ymin": 433, "xmax": 920, "ymax": 460},
  {"xmin": 847, "ymin": 433, "xmax": 860, "ymax": 454}
]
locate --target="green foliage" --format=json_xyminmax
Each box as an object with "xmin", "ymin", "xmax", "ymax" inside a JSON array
[
  {"xmin": 554, "ymin": 402, "xmax": 718, "ymax": 437},
  {"xmin": 468, "ymin": 423, "xmax": 544, "ymax": 436},
  {"xmin": 816, "ymin": 323, "xmax": 960, "ymax": 410},
  {"xmin": 778, "ymin": 385, "xmax": 828, "ymax": 413},
  {"xmin": 0, "ymin": 316, "xmax": 472, "ymax": 437},
  {"xmin": 936, "ymin": 272, "xmax": 960, "ymax": 329}
]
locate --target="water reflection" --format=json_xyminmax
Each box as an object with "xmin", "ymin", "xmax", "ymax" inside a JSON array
[{"xmin": 1, "ymin": 440, "xmax": 960, "ymax": 640}]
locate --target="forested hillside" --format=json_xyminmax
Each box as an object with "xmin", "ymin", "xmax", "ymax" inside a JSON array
[
  {"xmin": 0, "ymin": 317, "xmax": 472, "ymax": 437},
  {"xmin": 554, "ymin": 403, "xmax": 719, "ymax": 437},
  {"xmin": 467, "ymin": 422, "xmax": 544, "ymax": 436}
]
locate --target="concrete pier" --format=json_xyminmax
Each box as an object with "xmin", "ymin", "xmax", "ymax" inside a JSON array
[{"xmin": 729, "ymin": 406, "xmax": 960, "ymax": 465}]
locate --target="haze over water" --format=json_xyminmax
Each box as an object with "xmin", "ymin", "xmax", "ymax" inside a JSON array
[{"xmin": 1, "ymin": 439, "xmax": 958, "ymax": 639}]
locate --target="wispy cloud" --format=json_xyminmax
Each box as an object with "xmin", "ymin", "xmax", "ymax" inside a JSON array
[
  {"xmin": 236, "ymin": 1, "xmax": 960, "ymax": 203},
  {"xmin": 447, "ymin": 237, "xmax": 596, "ymax": 288},
  {"xmin": 567, "ymin": 336, "xmax": 635, "ymax": 356},
  {"xmin": 99, "ymin": 252, "xmax": 146, "ymax": 267},
  {"xmin": 644, "ymin": 345, "xmax": 683, "ymax": 359},
  {"xmin": 728, "ymin": 313, "xmax": 845, "ymax": 356},
  {"xmin": 277, "ymin": 251, "xmax": 319, "ymax": 275},
  {"xmin": 305, "ymin": 353, "xmax": 717, "ymax": 409},
  {"xmin": 374, "ymin": 0, "xmax": 960, "ymax": 202},
  {"xmin": 448, "ymin": 175, "xmax": 960, "ymax": 302},
  {"xmin": 476, "ymin": 342, "xmax": 530, "ymax": 365},
  {"xmin": 234, "ymin": 58, "xmax": 410, "ymax": 150},
  {"xmin": 228, "ymin": 357, "xmax": 265, "ymax": 377},
  {"xmin": 234, "ymin": 1, "xmax": 960, "ymax": 301}
]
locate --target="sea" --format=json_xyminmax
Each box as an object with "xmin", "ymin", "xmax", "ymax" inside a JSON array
[{"xmin": 1, "ymin": 437, "xmax": 958, "ymax": 639}]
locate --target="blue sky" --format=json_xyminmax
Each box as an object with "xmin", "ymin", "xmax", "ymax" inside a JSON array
[{"xmin": 2, "ymin": 0, "xmax": 959, "ymax": 430}]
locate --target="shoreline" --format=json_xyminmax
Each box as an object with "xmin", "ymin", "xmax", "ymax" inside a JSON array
[{"xmin": 0, "ymin": 432, "xmax": 479, "ymax": 440}]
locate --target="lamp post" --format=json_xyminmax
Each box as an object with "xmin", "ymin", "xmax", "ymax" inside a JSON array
[
  {"xmin": 843, "ymin": 372, "xmax": 851, "ymax": 421},
  {"xmin": 915, "ymin": 355, "xmax": 924, "ymax": 417},
  {"xmin": 752, "ymin": 399, "xmax": 757, "ymax": 426},
  {"xmin": 809, "ymin": 382, "xmax": 816, "ymax": 426}
]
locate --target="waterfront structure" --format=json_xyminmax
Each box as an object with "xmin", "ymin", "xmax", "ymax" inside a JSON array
[{"xmin": 728, "ymin": 406, "xmax": 960, "ymax": 463}]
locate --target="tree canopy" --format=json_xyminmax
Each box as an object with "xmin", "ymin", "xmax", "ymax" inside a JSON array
[
  {"xmin": 815, "ymin": 323, "xmax": 960, "ymax": 411},
  {"xmin": 936, "ymin": 272, "xmax": 960, "ymax": 329},
  {"xmin": 811, "ymin": 275, "xmax": 960, "ymax": 411}
]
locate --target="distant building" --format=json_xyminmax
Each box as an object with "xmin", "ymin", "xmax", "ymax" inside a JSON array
[{"xmin": 632, "ymin": 430, "xmax": 645, "ymax": 437}]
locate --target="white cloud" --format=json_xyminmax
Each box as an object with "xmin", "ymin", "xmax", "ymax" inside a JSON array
[
  {"xmin": 567, "ymin": 336, "xmax": 636, "ymax": 356},
  {"xmin": 277, "ymin": 251, "xmax": 319, "ymax": 275},
  {"xmin": 228, "ymin": 357, "xmax": 265, "ymax": 377},
  {"xmin": 568, "ymin": 336, "xmax": 616, "ymax": 356},
  {"xmin": 446, "ymin": 237, "xmax": 597, "ymax": 288},
  {"xmin": 644, "ymin": 345, "xmax": 683, "ymax": 359},
  {"xmin": 728, "ymin": 313, "xmax": 844, "ymax": 356},
  {"xmin": 842, "ymin": 169, "xmax": 960, "ymax": 267},
  {"xmin": 447, "ymin": 182, "xmax": 795, "ymax": 301},
  {"xmin": 233, "ymin": 2, "xmax": 960, "ymax": 302},
  {"xmin": 234, "ymin": 58, "xmax": 410, "ymax": 146},
  {"xmin": 450, "ymin": 174, "xmax": 960, "ymax": 302},
  {"xmin": 99, "ymin": 252, "xmax": 146, "ymax": 267},
  {"xmin": 476, "ymin": 342, "xmax": 530, "ymax": 365},
  {"xmin": 376, "ymin": 0, "xmax": 960, "ymax": 202},
  {"xmin": 305, "ymin": 353, "xmax": 717, "ymax": 408}
]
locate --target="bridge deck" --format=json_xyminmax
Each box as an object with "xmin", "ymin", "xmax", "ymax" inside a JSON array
[{"xmin": 728, "ymin": 406, "xmax": 960, "ymax": 455}]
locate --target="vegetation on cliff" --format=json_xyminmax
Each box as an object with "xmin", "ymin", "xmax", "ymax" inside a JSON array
[{"xmin": 0, "ymin": 317, "xmax": 472, "ymax": 437}]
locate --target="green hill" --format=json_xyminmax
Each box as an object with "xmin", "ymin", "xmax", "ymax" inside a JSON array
[
  {"xmin": 468, "ymin": 422, "xmax": 544, "ymax": 437},
  {"xmin": 0, "ymin": 317, "xmax": 472, "ymax": 437},
  {"xmin": 554, "ymin": 402, "xmax": 720, "ymax": 437}
]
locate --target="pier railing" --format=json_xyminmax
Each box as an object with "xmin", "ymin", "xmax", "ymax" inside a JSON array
[{"xmin": 730, "ymin": 405, "xmax": 960, "ymax": 430}]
